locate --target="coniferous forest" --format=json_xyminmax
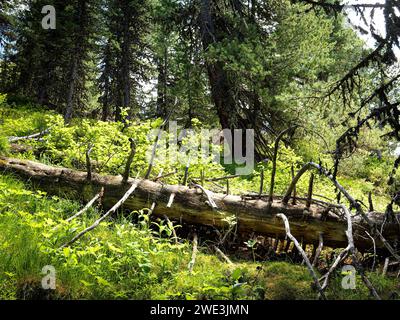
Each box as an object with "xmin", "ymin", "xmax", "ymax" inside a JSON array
[{"xmin": 1, "ymin": 0, "xmax": 400, "ymax": 303}]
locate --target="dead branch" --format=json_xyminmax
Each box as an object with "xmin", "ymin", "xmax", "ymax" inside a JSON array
[
  {"xmin": 277, "ymin": 213, "xmax": 326, "ymax": 300},
  {"xmin": 282, "ymin": 161, "xmax": 400, "ymax": 261},
  {"xmin": 269, "ymin": 126, "xmax": 298, "ymax": 203},
  {"xmin": 365, "ymin": 231, "xmax": 377, "ymax": 271},
  {"xmin": 191, "ymin": 183, "xmax": 218, "ymax": 209},
  {"xmin": 153, "ymin": 169, "xmax": 178, "ymax": 181},
  {"xmin": 66, "ymin": 187, "xmax": 104, "ymax": 222},
  {"xmin": 188, "ymin": 233, "xmax": 198, "ymax": 273},
  {"xmin": 85, "ymin": 143, "xmax": 93, "ymax": 181},
  {"xmin": 164, "ymin": 214, "xmax": 178, "ymax": 244},
  {"xmin": 144, "ymin": 104, "xmax": 174, "ymax": 179},
  {"xmin": 8, "ymin": 128, "xmax": 50, "ymax": 143},
  {"xmin": 122, "ymin": 138, "xmax": 136, "ymax": 184},
  {"xmin": 166, "ymin": 193, "xmax": 175, "ymax": 208},
  {"xmin": 147, "ymin": 170, "xmax": 163, "ymax": 214},
  {"xmin": 61, "ymin": 175, "xmax": 140, "ymax": 248},
  {"xmin": 312, "ymin": 233, "xmax": 323, "ymax": 267},
  {"xmin": 382, "ymin": 258, "xmax": 389, "ymax": 276},
  {"xmin": 213, "ymin": 245, "xmax": 233, "ymax": 265}
]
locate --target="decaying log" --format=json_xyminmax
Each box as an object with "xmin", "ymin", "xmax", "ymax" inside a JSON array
[{"xmin": 0, "ymin": 156, "xmax": 399, "ymax": 251}]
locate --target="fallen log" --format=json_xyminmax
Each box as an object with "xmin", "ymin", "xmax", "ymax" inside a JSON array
[
  {"xmin": 8, "ymin": 129, "xmax": 50, "ymax": 143},
  {"xmin": 0, "ymin": 156, "xmax": 399, "ymax": 251}
]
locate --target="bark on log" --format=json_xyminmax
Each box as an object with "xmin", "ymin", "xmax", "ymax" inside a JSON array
[{"xmin": 0, "ymin": 156, "xmax": 399, "ymax": 251}]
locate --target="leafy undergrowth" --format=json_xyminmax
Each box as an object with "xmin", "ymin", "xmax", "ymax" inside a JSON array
[
  {"xmin": 0, "ymin": 173, "xmax": 398, "ymax": 300},
  {"xmin": 0, "ymin": 98, "xmax": 393, "ymax": 211}
]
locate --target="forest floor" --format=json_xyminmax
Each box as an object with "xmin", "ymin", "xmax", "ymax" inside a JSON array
[
  {"xmin": 0, "ymin": 173, "xmax": 399, "ymax": 300},
  {"xmin": 0, "ymin": 99, "xmax": 399, "ymax": 300}
]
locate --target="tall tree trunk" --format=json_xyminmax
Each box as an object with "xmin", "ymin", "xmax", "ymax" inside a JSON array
[
  {"xmin": 64, "ymin": 0, "xmax": 88, "ymax": 122},
  {"xmin": 156, "ymin": 46, "xmax": 167, "ymax": 118},
  {"xmin": 199, "ymin": 0, "xmax": 237, "ymax": 130},
  {"xmin": 121, "ymin": 7, "xmax": 131, "ymax": 110},
  {"xmin": 65, "ymin": 57, "xmax": 78, "ymax": 121}
]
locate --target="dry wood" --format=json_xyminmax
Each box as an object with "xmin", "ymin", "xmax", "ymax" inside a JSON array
[
  {"xmin": 213, "ymin": 245, "xmax": 233, "ymax": 265},
  {"xmin": 60, "ymin": 174, "xmax": 139, "ymax": 248},
  {"xmin": 365, "ymin": 231, "xmax": 377, "ymax": 270},
  {"xmin": 147, "ymin": 170, "xmax": 164, "ymax": 214},
  {"xmin": 306, "ymin": 173, "xmax": 314, "ymax": 209},
  {"xmin": 312, "ymin": 233, "xmax": 323, "ymax": 267},
  {"xmin": 291, "ymin": 164, "xmax": 296, "ymax": 205},
  {"xmin": 8, "ymin": 128, "xmax": 50, "ymax": 143},
  {"xmin": 164, "ymin": 214, "xmax": 178, "ymax": 244},
  {"xmin": 188, "ymin": 233, "xmax": 198, "ymax": 273},
  {"xmin": 277, "ymin": 213, "xmax": 326, "ymax": 300},
  {"xmin": 382, "ymin": 258, "xmax": 389, "ymax": 276},
  {"xmin": 368, "ymin": 191, "xmax": 374, "ymax": 212},
  {"xmin": 144, "ymin": 110, "xmax": 173, "ymax": 179},
  {"xmin": 259, "ymin": 168, "xmax": 264, "ymax": 199},
  {"xmin": 166, "ymin": 193, "xmax": 175, "ymax": 208},
  {"xmin": 123, "ymin": 138, "xmax": 136, "ymax": 183},
  {"xmin": 320, "ymin": 204, "xmax": 381, "ymax": 299},
  {"xmin": 66, "ymin": 187, "xmax": 104, "ymax": 222},
  {"xmin": 85, "ymin": 144, "xmax": 93, "ymax": 181},
  {"xmin": 153, "ymin": 169, "xmax": 178, "ymax": 181},
  {"xmin": 282, "ymin": 161, "xmax": 400, "ymax": 261},
  {"xmin": 1, "ymin": 156, "xmax": 399, "ymax": 251},
  {"xmin": 191, "ymin": 183, "xmax": 218, "ymax": 209},
  {"xmin": 269, "ymin": 126, "xmax": 297, "ymax": 203}
]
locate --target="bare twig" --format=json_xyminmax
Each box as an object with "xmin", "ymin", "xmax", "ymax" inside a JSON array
[
  {"xmin": 320, "ymin": 204, "xmax": 381, "ymax": 300},
  {"xmin": 365, "ymin": 231, "xmax": 377, "ymax": 271},
  {"xmin": 164, "ymin": 214, "xmax": 178, "ymax": 244},
  {"xmin": 144, "ymin": 102, "xmax": 175, "ymax": 179},
  {"xmin": 66, "ymin": 188, "xmax": 104, "ymax": 222},
  {"xmin": 277, "ymin": 213, "xmax": 326, "ymax": 300},
  {"xmin": 382, "ymin": 258, "xmax": 390, "ymax": 276},
  {"xmin": 192, "ymin": 184, "xmax": 218, "ymax": 209},
  {"xmin": 291, "ymin": 164, "xmax": 296, "ymax": 205},
  {"xmin": 269, "ymin": 126, "xmax": 298, "ymax": 203},
  {"xmin": 213, "ymin": 245, "xmax": 233, "ymax": 265},
  {"xmin": 122, "ymin": 138, "xmax": 136, "ymax": 183},
  {"xmin": 166, "ymin": 193, "xmax": 175, "ymax": 208},
  {"xmin": 61, "ymin": 175, "xmax": 139, "ymax": 248},
  {"xmin": 312, "ymin": 233, "xmax": 324, "ymax": 267},
  {"xmin": 259, "ymin": 168, "xmax": 264, "ymax": 199},
  {"xmin": 148, "ymin": 169, "xmax": 163, "ymax": 214},
  {"xmin": 282, "ymin": 161, "xmax": 400, "ymax": 262},
  {"xmin": 188, "ymin": 233, "xmax": 198, "ymax": 273},
  {"xmin": 8, "ymin": 128, "xmax": 50, "ymax": 143},
  {"xmin": 153, "ymin": 169, "xmax": 178, "ymax": 181},
  {"xmin": 85, "ymin": 143, "xmax": 93, "ymax": 181},
  {"xmin": 306, "ymin": 173, "xmax": 314, "ymax": 209},
  {"xmin": 368, "ymin": 191, "xmax": 374, "ymax": 212}
]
